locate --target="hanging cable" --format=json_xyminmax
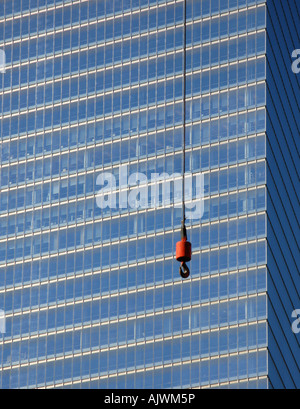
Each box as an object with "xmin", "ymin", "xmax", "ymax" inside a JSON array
[
  {"xmin": 176, "ymin": 0, "xmax": 192, "ymax": 279},
  {"xmin": 182, "ymin": 0, "xmax": 187, "ymax": 224}
]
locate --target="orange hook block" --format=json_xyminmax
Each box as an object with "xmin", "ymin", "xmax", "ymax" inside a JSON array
[
  {"xmin": 176, "ymin": 237, "xmax": 192, "ymax": 264},
  {"xmin": 176, "ymin": 224, "xmax": 192, "ymax": 279}
]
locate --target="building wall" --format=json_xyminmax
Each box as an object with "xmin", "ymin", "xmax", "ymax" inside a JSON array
[
  {"xmin": 0, "ymin": 0, "xmax": 278, "ymax": 389},
  {"xmin": 265, "ymin": 0, "xmax": 300, "ymax": 389}
]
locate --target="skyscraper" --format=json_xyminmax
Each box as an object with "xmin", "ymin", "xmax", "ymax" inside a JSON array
[{"xmin": 0, "ymin": 0, "xmax": 299, "ymax": 389}]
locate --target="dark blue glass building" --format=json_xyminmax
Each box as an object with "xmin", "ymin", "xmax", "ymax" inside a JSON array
[
  {"xmin": 265, "ymin": 0, "xmax": 300, "ymax": 389},
  {"xmin": 0, "ymin": 0, "xmax": 299, "ymax": 389}
]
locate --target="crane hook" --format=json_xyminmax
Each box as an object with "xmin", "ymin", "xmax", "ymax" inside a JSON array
[
  {"xmin": 176, "ymin": 222, "xmax": 192, "ymax": 279},
  {"xmin": 179, "ymin": 262, "xmax": 190, "ymax": 279}
]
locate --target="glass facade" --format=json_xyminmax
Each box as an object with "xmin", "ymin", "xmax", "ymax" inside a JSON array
[
  {"xmin": 265, "ymin": 0, "xmax": 300, "ymax": 389},
  {"xmin": 0, "ymin": 0, "xmax": 297, "ymax": 389}
]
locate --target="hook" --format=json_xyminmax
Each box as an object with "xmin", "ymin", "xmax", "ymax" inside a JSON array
[{"xmin": 179, "ymin": 262, "xmax": 190, "ymax": 279}]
